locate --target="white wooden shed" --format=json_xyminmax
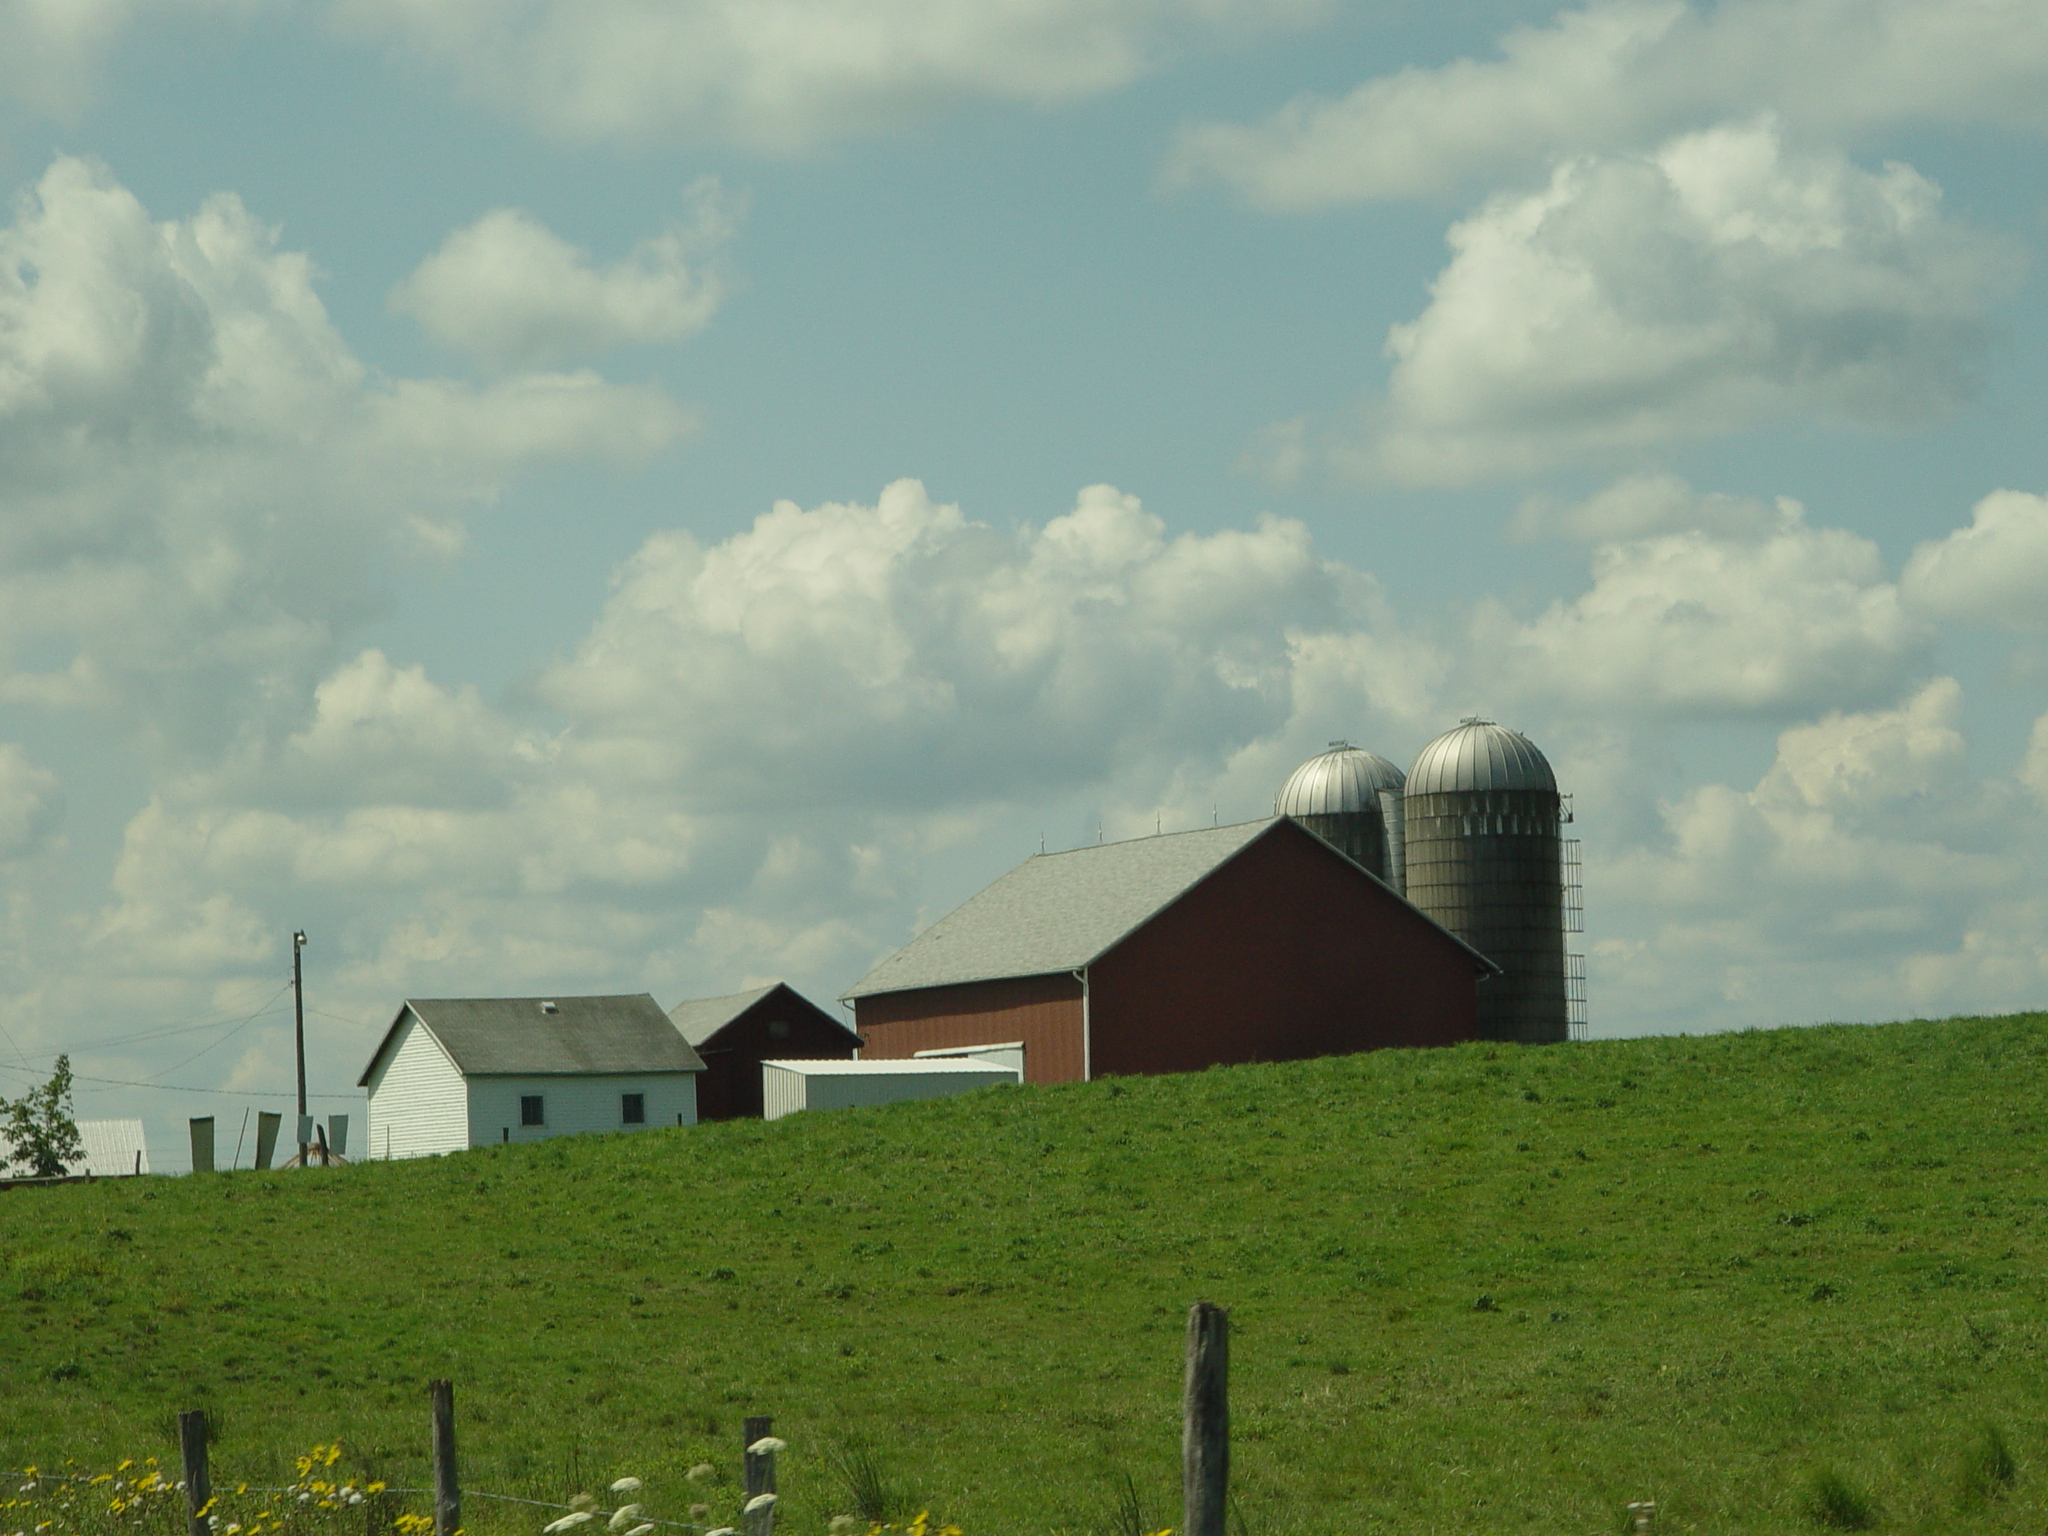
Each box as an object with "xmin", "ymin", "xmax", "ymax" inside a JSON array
[
  {"xmin": 760, "ymin": 1056, "xmax": 1019, "ymax": 1121},
  {"xmin": 357, "ymin": 994, "xmax": 705, "ymax": 1160}
]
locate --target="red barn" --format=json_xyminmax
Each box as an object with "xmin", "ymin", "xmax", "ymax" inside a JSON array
[
  {"xmin": 844, "ymin": 817, "xmax": 1493, "ymax": 1084},
  {"xmin": 667, "ymin": 983, "xmax": 861, "ymax": 1120}
]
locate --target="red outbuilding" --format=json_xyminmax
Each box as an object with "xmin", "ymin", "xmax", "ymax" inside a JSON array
[
  {"xmin": 843, "ymin": 817, "xmax": 1494, "ymax": 1084},
  {"xmin": 668, "ymin": 983, "xmax": 861, "ymax": 1120}
]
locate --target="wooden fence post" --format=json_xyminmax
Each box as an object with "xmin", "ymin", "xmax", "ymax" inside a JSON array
[
  {"xmin": 179, "ymin": 1409, "xmax": 211, "ymax": 1536},
  {"xmin": 742, "ymin": 1416, "xmax": 776, "ymax": 1536},
  {"xmin": 430, "ymin": 1380, "xmax": 460, "ymax": 1536},
  {"xmin": 1183, "ymin": 1302, "xmax": 1229, "ymax": 1536}
]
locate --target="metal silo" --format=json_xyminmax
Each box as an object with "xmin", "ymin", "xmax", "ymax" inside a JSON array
[
  {"xmin": 1403, "ymin": 719, "xmax": 1572, "ymax": 1043},
  {"xmin": 1275, "ymin": 741, "xmax": 1407, "ymax": 891}
]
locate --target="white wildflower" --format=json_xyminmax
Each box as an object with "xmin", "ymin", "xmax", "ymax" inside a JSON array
[
  {"xmin": 607, "ymin": 1505, "xmax": 643, "ymax": 1530},
  {"xmin": 544, "ymin": 1514, "xmax": 595, "ymax": 1534},
  {"xmin": 626, "ymin": 1526, "xmax": 654, "ymax": 1535},
  {"xmin": 742, "ymin": 1494, "xmax": 777, "ymax": 1515},
  {"xmin": 744, "ymin": 1439, "xmax": 786, "ymax": 1457},
  {"xmin": 685, "ymin": 1466, "xmax": 715, "ymax": 1484},
  {"xmin": 608, "ymin": 1479, "xmax": 642, "ymax": 1495},
  {"xmin": 705, "ymin": 1528, "xmax": 739, "ymax": 1536}
]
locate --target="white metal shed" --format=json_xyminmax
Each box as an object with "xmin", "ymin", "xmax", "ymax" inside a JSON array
[{"xmin": 760, "ymin": 1057, "xmax": 1019, "ymax": 1120}]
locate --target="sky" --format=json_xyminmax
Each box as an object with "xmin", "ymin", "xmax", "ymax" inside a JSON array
[{"xmin": 2, "ymin": 0, "xmax": 2047, "ymax": 1171}]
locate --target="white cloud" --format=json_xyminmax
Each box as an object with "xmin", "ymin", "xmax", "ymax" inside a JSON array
[
  {"xmin": 1509, "ymin": 471, "xmax": 1790, "ymax": 544},
  {"xmin": 0, "ymin": 155, "xmax": 692, "ymax": 749},
  {"xmin": 0, "ymin": 0, "xmax": 250, "ymax": 119},
  {"xmin": 390, "ymin": 188, "xmax": 738, "ymax": 372},
  {"xmin": 1595, "ymin": 679, "xmax": 2041, "ymax": 1031},
  {"xmin": 1330, "ymin": 121, "xmax": 2014, "ymax": 485},
  {"xmin": 536, "ymin": 478, "xmax": 1356, "ymax": 809},
  {"xmin": 1484, "ymin": 483, "xmax": 1928, "ymax": 716},
  {"xmin": 1170, "ymin": 0, "xmax": 2048, "ymax": 209},
  {"xmin": 0, "ymin": 743, "xmax": 60, "ymax": 859},
  {"xmin": 1900, "ymin": 488, "xmax": 2048, "ymax": 629},
  {"xmin": 334, "ymin": 0, "xmax": 1321, "ymax": 152}
]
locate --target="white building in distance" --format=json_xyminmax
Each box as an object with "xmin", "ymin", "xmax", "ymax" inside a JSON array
[
  {"xmin": 0, "ymin": 1118, "xmax": 149, "ymax": 1179},
  {"xmin": 358, "ymin": 994, "xmax": 705, "ymax": 1160}
]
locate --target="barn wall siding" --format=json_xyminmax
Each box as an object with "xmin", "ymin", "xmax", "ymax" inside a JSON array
[
  {"xmin": 855, "ymin": 974, "xmax": 1086, "ymax": 1084},
  {"xmin": 1090, "ymin": 821, "xmax": 1478, "ymax": 1077},
  {"xmin": 465, "ymin": 1074, "xmax": 697, "ymax": 1147},
  {"xmin": 365, "ymin": 1015, "xmax": 468, "ymax": 1160}
]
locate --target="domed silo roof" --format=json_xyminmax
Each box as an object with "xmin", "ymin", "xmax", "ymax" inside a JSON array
[
  {"xmin": 1408, "ymin": 719, "xmax": 1556, "ymax": 795},
  {"xmin": 1275, "ymin": 742, "xmax": 1405, "ymax": 817}
]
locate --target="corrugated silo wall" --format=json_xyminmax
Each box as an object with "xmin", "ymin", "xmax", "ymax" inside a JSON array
[{"xmin": 1403, "ymin": 788, "xmax": 1568, "ymax": 1043}]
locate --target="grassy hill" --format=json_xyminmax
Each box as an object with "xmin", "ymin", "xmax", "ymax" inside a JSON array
[{"xmin": 9, "ymin": 1015, "xmax": 2048, "ymax": 1536}]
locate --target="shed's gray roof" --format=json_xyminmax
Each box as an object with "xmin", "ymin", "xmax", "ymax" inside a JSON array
[
  {"xmin": 1408, "ymin": 719, "xmax": 1557, "ymax": 795},
  {"xmin": 358, "ymin": 993, "xmax": 705, "ymax": 1085}
]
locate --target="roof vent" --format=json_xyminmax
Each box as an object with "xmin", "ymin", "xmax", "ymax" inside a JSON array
[{"xmin": 539, "ymin": 1000, "xmax": 560, "ymax": 1015}]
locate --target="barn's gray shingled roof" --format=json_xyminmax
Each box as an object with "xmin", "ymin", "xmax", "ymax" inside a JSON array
[
  {"xmin": 842, "ymin": 817, "xmax": 1499, "ymax": 1001},
  {"xmin": 358, "ymin": 993, "xmax": 705, "ymax": 1085},
  {"xmin": 843, "ymin": 819, "xmax": 1277, "ymax": 999}
]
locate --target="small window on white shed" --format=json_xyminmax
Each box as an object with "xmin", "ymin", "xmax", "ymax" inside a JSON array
[
  {"xmin": 521, "ymin": 1095, "xmax": 544, "ymax": 1126},
  {"xmin": 621, "ymin": 1093, "xmax": 645, "ymax": 1124}
]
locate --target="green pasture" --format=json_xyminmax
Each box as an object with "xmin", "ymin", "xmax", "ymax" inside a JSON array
[{"xmin": 8, "ymin": 1014, "xmax": 2048, "ymax": 1535}]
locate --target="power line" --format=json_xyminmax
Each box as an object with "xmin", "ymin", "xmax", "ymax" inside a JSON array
[
  {"xmin": 9, "ymin": 979, "xmax": 304, "ymax": 1057},
  {"xmin": 0, "ymin": 1014, "xmax": 33, "ymax": 1071},
  {"xmin": 309, "ymin": 1006, "xmax": 374, "ymax": 1028},
  {"xmin": 0, "ymin": 1062, "xmax": 360, "ymax": 1099},
  {"xmin": 144, "ymin": 983, "xmax": 294, "ymax": 1082}
]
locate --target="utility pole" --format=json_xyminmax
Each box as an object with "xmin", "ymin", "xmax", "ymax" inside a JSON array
[{"xmin": 293, "ymin": 930, "xmax": 308, "ymax": 1163}]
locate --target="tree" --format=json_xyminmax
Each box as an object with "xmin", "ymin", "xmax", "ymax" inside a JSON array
[{"xmin": 1, "ymin": 1055, "xmax": 87, "ymax": 1178}]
